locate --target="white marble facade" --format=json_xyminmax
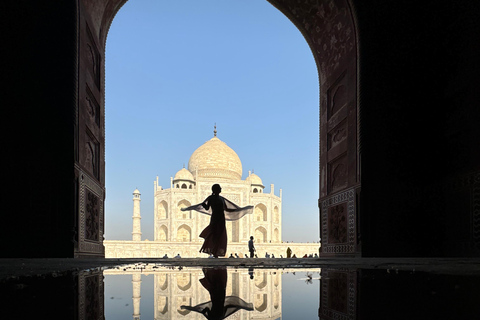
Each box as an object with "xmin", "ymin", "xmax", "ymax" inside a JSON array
[{"xmin": 105, "ymin": 132, "xmax": 319, "ymax": 258}]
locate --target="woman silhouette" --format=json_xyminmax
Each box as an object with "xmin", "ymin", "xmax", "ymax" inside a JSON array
[
  {"xmin": 182, "ymin": 184, "xmax": 253, "ymax": 258},
  {"xmin": 181, "ymin": 267, "xmax": 253, "ymax": 319}
]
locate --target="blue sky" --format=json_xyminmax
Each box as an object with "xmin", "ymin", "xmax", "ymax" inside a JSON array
[{"xmin": 105, "ymin": 0, "xmax": 319, "ymax": 242}]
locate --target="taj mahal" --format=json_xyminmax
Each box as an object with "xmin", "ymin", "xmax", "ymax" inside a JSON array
[{"xmin": 104, "ymin": 129, "xmax": 319, "ymax": 258}]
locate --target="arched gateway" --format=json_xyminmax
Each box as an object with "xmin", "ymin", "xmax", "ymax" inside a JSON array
[{"xmin": 2, "ymin": 0, "xmax": 479, "ymax": 258}]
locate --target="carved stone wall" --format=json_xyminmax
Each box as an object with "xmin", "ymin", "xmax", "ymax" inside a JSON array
[
  {"xmin": 268, "ymin": 0, "xmax": 359, "ymax": 257},
  {"xmin": 319, "ymin": 269, "xmax": 356, "ymax": 320}
]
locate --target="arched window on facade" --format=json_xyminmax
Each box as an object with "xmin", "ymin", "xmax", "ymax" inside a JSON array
[
  {"xmin": 181, "ymin": 183, "xmax": 187, "ymax": 189},
  {"xmin": 177, "ymin": 274, "xmax": 192, "ymax": 291},
  {"xmin": 255, "ymin": 226, "xmax": 267, "ymax": 243},
  {"xmin": 253, "ymin": 188, "xmax": 258, "ymax": 193},
  {"xmin": 177, "ymin": 200, "xmax": 191, "ymax": 219},
  {"xmin": 177, "ymin": 224, "xmax": 192, "ymax": 242},
  {"xmin": 274, "ymin": 206, "xmax": 279, "ymax": 223},
  {"xmin": 157, "ymin": 225, "xmax": 168, "ymax": 241},
  {"xmin": 255, "ymin": 294, "xmax": 267, "ymax": 312},
  {"xmin": 158, "ymin": 201, "xmax": 168, "ymax": 219},
  {"xmin": 254, "ymin": 204, "xmax": 267, "ymax": 222}
]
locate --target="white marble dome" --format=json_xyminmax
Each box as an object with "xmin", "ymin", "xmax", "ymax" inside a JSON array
[
  {"xmin": 246, "ymin": 173, "xmax": 263, "ymax": 186},
  {"xmin": 188, "ymin": 136, "xmax": 242, "ymax": 180},
  {"xmin": 173, "ymin": 167, "xmax": 194, "ymax": 181}
]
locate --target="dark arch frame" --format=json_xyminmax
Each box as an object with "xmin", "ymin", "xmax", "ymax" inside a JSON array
[{"xmin": 2, "ymin": 0, "xmax": 479, "ymax": 258}]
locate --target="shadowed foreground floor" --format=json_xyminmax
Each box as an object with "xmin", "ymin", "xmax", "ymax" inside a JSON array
[{"xmin": 1, "ymin": 257, "xmax": 480, "ymax": 280}]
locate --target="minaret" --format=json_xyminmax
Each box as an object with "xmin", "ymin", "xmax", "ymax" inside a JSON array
[
  {"xmin": 132, "ymin": 273, "xmax": 141, "ymax": 320},
  {"xmin": 132, "ymin": 189, "xmax": 141, "ymax": 241}
]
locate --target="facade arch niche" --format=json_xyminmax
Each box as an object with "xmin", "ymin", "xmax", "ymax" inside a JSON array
[
  {"xmin": 158, "ymin": 201, "xmax": 168, "ymax": 219},
  {"xmin": 255, "ymin": 226, "xmax": 267, "ymax": 243},
  {"xmin": 255, "ymin": 272, "xmax": 267, "ymax": 289},
  {"xmin": 177, "ymin": 200, "xmax": 191, "ymax": 219},
  {"xmin": 254, "ymin": 204, "xmax": 267, "ymax": 222},
  {"xmin": 157, "ymin": 274, "xmax": 168, "ymax": 291},
  {"xmin": 274, "ymin": 228, "xmax": 279, "ymax": 243},
  {"xmin": 177, "ymin": 224, "xmax": 192, "ymax": 242},
  {"xmin": 158, "ymin": 296, "xmax": 168, "ymax": 314},
  {"xmin": 274, "ymin": 291, "xmax": 279, "ymax": 309},
  {"xmin": 255, "ymin": 294, "xmax": 268, "ymax": 312},
  {"xmin": 177, "ymin": 299, "xmax": 191, "ymax": 315},
  {"xmin": 181, "ymin": 183, "xmax": 187, "ymax": 189},
  {"xmin": 158, "ymin": 225, "xmax": 168, "ymax": 241},
  {"xmin": 177, "ymin": 273, "xmax": 192, "ymax": 291},
  {"xmin": 273, "ymin": 206, "xmax": 279, "ymax": 223}
]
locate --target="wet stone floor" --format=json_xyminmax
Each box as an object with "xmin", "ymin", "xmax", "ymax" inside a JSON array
[{"xmin": 1, "ymin": 261, "xmax": 480, "ymax": 319}]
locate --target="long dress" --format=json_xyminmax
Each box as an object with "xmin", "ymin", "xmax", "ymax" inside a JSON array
[
  {"xmin": 200, "ymin": 194, "xmax": 227, "ymax": 257},
  {"xmin": 180, "ymin": 268, "xmax": 253, "ymax": 320},
  {"xmin": 182, "ymin": 195, "xmax": 253, "ymax": 257}
]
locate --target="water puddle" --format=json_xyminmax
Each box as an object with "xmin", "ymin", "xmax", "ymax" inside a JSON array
[{"xmin": 2, "ymin": 264, "xmax": 480, "ymax": 319}]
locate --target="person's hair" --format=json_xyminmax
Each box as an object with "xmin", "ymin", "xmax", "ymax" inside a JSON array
[
  {"xmin": 211, "ymin": 184, "xmax": 221, "ymax": 194},
  {"xmin": 250, "ymin": 236, "xmax": 253, "ymax": 240}
]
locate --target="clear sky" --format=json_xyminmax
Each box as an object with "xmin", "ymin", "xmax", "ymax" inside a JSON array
[{"xmin": 105, "ymin": 0, "xmax": 319, "ymax": 242}]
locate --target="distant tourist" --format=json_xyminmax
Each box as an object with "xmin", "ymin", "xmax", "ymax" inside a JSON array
[
  {"xmin": 162, "ymin": 254, "xmax": 168, "ymax": 258},
  {"xmin": 181, "ymin": 184, "xmax": 253, "ymax": 258},
  {"xmin": 248, "ymin": 236, "xmax": 256, "ymax": 258},
  {"xmin": 286, "ymin": 247, "xmax": 292, "ymax": 258},
  {"xmin": 265, "ymin": 252, "xmax": 270, "ymax": 258},
  {"xmin": 271, "ymin": 254, "xmax": 275, "ymax": 258},
  {"xmin": 229, "ymin": 253, "xmax": 234, "ymax": 258},
  {"xmin": 292, "ymin": 254, "xmax": 297, "ymax": 258},
  {"xmin": 175, "ymin": 253, "xmax": 181, "ymax": 258},
  {"xmin": 314, "ymin": 253, "xmax": 318, "ymax": 258}
]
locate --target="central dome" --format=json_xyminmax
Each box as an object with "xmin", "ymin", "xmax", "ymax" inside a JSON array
[{"xmin": 188, "ymin": 136, "xmax": 242, "ymax": 180}]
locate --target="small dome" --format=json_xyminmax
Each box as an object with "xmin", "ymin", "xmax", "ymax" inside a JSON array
[
  {"xmin": 246, "ymin": 173, "xmax": 263, "ymax": 186},
  {"xmin": 133, "ymin": 188, "xmax": 140, "ymax": 194},
  {"xmin": 188, "ymin": 136, "xmax": 242, "ymax": 180},
  {"xmin": 174, "ymin": 168, "xmax": 194, "ymax": 181}
]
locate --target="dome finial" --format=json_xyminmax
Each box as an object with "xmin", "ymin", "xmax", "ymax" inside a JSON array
[{"xmin": 214, "ymin": 123, "xmax": 217, "ymax": 137}]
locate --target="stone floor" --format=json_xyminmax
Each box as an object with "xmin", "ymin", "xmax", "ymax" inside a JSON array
[{"xmin": 1, "ymin": 257, "xmax": 479, "ymax": 281}]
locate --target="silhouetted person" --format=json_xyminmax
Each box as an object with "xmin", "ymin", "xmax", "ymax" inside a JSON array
[
  {"xmin": 182, "ymin": 184, "xmax": 253, "ymax": 258},
  {"xmin": 229, "ymin": 253, "xmax": 234, "ymax": 258},
  {"xmin": 181, "ymin": 268, "xmax": 253, "ymax": 319},
  {"xmin": 248, "ymin": 267, "xmax": 254, "ymax": 280},
  {"xmin": 248, "ymin": 236, "xmax": 256, "ymax": 258},
  {"xmin": 286, "ymin": 247, "xmax": 292, "ymax": 258}
]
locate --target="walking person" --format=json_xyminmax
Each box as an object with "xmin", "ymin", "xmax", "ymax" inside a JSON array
[{"xmin": 248, "ymin": 236, "xmax": 256, "ymax": 258}]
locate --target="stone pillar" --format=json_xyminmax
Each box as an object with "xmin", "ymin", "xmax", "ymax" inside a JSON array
[
  {"xmin": 132, "ymin": 273, "xmax": 141, "ymax": 320},
  {"xmin": 132, "ymin": 189, "xmax": 141, "ymax": 241}
]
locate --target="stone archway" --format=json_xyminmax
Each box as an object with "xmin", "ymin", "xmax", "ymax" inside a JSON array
[
  {"xmin": 4, "ymin": 0, "xmax": 480, "ymax": 259},
  {"xmin": 77, "ymin": 0, "xmax": 359, "ymax": 258}
]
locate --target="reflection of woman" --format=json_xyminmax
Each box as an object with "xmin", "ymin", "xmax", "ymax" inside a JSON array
[
  {"xmin": 182, "ymin": 184, "xmax": 253, "ymax": 258},
  {"xmin": 181, "ymin": 267, "xmax": 253, "ymax": 320}
]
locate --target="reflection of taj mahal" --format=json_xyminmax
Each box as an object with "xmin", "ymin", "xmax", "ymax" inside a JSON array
[
  {"xmin": 104, "ymin": 267, "xmax": 285, "ymax": 320},
  {"xmin": 153, "ymin": 130, "xmax": 282, "ymax": 247},
  {"xmin": 105, "ymin": 130, "xmax": 319, "ymax": 258}
]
